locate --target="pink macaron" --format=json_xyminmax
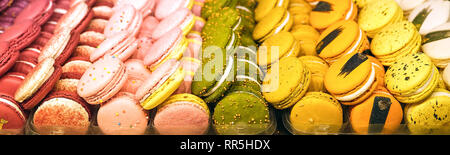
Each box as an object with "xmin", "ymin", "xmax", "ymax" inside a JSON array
[
  {"xmin": 186, "ymin": 31, "xmax": 202, "ymax": 59},
  {"xmin": 132, "ymin": 37, "xmax": 153, "ymax": 60},
  {"xmin": 144, "ymin": 28, "xmax": 184, "ymax": 69},
  {"xmin": 152, "ymin": 8, "xmax": 194, "ymax": 40},
  {"xmin": 0, "ymin": 72, "xmax": 27, "ymax": 98},
  {"xmin": 155, "ymin": 0, "xmax": 192, "ymax": 20},
  {"xmin": 62, "ymin": 56, "xmax": 93, "ymax": 75},
  {"xmin": 90, "ymin": 31, "xmax": 137, "ymax": 62},
  {"xmin": 120, "ymin": 59, "xmax": 152, "ymax": 94},
  {"xmin": 115, "ymin": 0, "xmax": 156, "ymax": 17},
  {"xmin": 192, "ymin": 16, "xmax": 205, "ymax": 32},
  {"xmin": 92, "ymin": 5, "xmax": 114, "ymax": 19},
  {"xmin": 104, "ymin": 4, "xmax": 142, "ymax": 38},
  {"xmin": 77, "ymin": 55, "xmax": 128, "ymax": 105},
  {"xmin": 96, "ymin": 92, "xmax": 149, "ymax": 135},
  {"xmin": 138, "ymin": 16, "xmax": 159, "ymax": 39},
  {"xmin": 0, "ymin": 93, "xmax": 27, "ymax": 135},
  {"xmin": 192, "ymin": 0, "xmax": 205, "ymax": 17}
]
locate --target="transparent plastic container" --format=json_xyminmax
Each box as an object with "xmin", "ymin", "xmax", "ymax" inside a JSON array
[
  {"xmin": 212, "ymin": 108, "xmax": 277, "ymax": 135},
  {"xmin": 89, "ymin": 110, "xmax": 155, "ymax": 135},
  {"xmin": 0, "ymin": 128, "xmax": 24, "ymax": 135},
  {"xmin": 151, "ymin": 109, "xmax": 212, "ymax": 135}
]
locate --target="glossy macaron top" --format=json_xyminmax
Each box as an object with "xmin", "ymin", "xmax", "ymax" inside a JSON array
[
  {"xmin": 316, "ymin": 20, "xmax": 360, "ymax": 58},
  {"xmin": 77, "ymin": 56, "xmax": 124, "ymax": 98},
  {"xmin": 0, "ymin": 72, "xmax": 26, "ymax": 97},
  {"xmin": 385, "ymin": 52, "xmax": 434, "ymax": 94},
  {"xmin": 152, "ymin": 8, "xmax": 193, "ymax": 40},
  {"xmin": 104, "ymin": 4, "xmax": 137, "ymax": 38},
  {"xmin": 325, "ymin": 53, "xmax": 372, "ymax": 94}
]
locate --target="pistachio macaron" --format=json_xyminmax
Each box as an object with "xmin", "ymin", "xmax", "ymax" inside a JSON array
[
  {"xmin": 404, "ymin": 89, "xmax": 450, "ymax": 134},
  {"xmin": 358, "ymin": 0, "xmax": 403, "ymax": 38},
  {"xmin": 289, "ymin": 92, "xmax": 343, "ymax": 134},
  {"xmin": 213, "ymin": 91, "xmax": 272, "ymax": 135},
  {"xmin": 371, "ymin": 21, "xmax": 421, "ymax": 66},
  {"xmin": 262, "ymin": 56, "xmax": 311, "ymax": 109},
  {"xmin": 324, "ymin": 53, "xmax": 379, "ymax": 105},
  {"xmin": 253, "ymin": 7, "xmax": 293, "ymax": 43},
  {"xmin": 316, "ymin": 20, "xmax": 370, "ymax": 64},
  {"xmin": 385, "ymin": 53, "xmax": 439, "ymax": 104}
]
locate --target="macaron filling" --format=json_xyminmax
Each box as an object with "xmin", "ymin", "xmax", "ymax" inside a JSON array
[
  {"xmin": 237, "ymin": 58, "xmax": 264, "ymax": 78},
  {"xmin": 272, "ymin": 11, "xmax": 290, "ymax": 36},
  {"xmin": 335, "ymin": 65, "xmax": 376, "ymax": 101},
  {"xmin": 406, "ymin": 67, "xmax": 436, "ymax": 97},
  {"xmin": 344, "ymin": 0, "xmax": 354, "ymax": 20},
  {"xmin": 225, "ymin": 32, "xmax": 237, "ymax": 52},
  {"xmin": 140, "ymin": 62, "xmax": 181, "ymax": 103},
  {"xmin": 431, "ymin": 91, "xmax": 450, "ymax": 98},
  {"xmin": 236, "ymin": 5, "xmax": 251, "ymax": 13},
  {"xmin": 202, "ymin": 56, "xmax": 234, "ymax": 97}
]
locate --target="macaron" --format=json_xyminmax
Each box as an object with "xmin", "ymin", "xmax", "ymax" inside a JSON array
[
  {"xmin": 54, "ymin": 72, "xmax": 83, "ymax": 94},
  {"xmin": 32, "ymin": 91, "xmax": 91, "ymax": 135},
  {"xmin": 79, "ymin": 31, "xmax": 106, "ymax": 48},
  {"xmin": 138, "ymin": 16, "xmax": 159, "ymax": 39},
  {"xmin": 310, "ymin": 0, "xmax": 357, "ymax": 30},
  {"xmin": 299, "ymin": 56, "xmax": 329, "ymax": 92},
  {"xmin": 186, "ymin": 31, "xmax": 202, "ymax": 59},
  {"xmin": 85, "ymin": 18, "xmax": 108, "ymax": 33},
  {"xmin": 132, "ymin": 37, "xmax": 153, "ymax": 60},
  {"xmin": 289, "ymin": 92, "xmax": 343, "ymax": 134},
  {"xmin": 368, "ymin": 55, "xmax": 386, "ymax": 88},
  {"xmin": 395, "ymin": 0, "xmax": 427, "ymax": 12},
  {"xmin": 90, "ymin": 30, "xmax": 138, "ymax": 62},
  {"xmin": 349, "ymin": 88, "xmax": 403, "ymax": 134},
  {"xmin": 0, "ymin": 0, "xmax": 29, "ymax": 32},
  {"xmin": 154, "ymin": 93, "xmax": 210, "ymax": 135},
  {"xmin": 0, "ymin": 72, "xmax": 26, "ymax": 97},
  {"xmin": 385, "ymin": 52, "xmax": 439, "ymax": 104},
  {"xmin": 61, "ymin": 56, "xmax": 93, "ymax": 74},
  {"xmin": 192, "ymin": 0, "xmax": 205, "ymax": 17},
  {"xmin": 422, "ymin": 22, "xmax": 450, "ymax": 68},
  {"xmin": 135, "ymin": 59, "xmax": 185, "ymax": 110},
  {"xmin": 408, "ymin": 0, "xmax": 450, "ymax": 35},
  {"xmin": 152, "ymin": 8, "xmax": 195, "ymax": 40},
  {"xmin": 92, "ymin": 5, "xmax": 113, "ymax": 19},
  {"xmin": 0, "ymin": 20, "xmax": 41, "ymax": 52},
  {"xmin": 53, "ymin": 1, "xmax": 89, "ymax": 33},
  {"xmin": 77, "ymin": 55, "xmax": 128, "ymax": 105},
  {"xmin": 155, "ymin": 0, "xmax": 193, "ymax": 20},
  {"xmin": 97, "ymin": 92, "xmax": 149, "ymax": 135},
  {"xmin": 253, "ymin": 7, "xmax": 293, "ymax": 43},
  {"xmin": 0, "ymin": 41, "xmax": 19, "ymax": 77},
  {"xmin": 213, "ymin": 91, "xmax": 271, "ymax": 135},
  {"xmin": 257, "ymin": 31, "xmax": 300, "ymax": 67},
  {"xmin": 444, "ymin": 65, "xmax": 450, "ymax": 90},
  {"xmin": 37, "ymin": 28, "xmax": 72, "ymax": 62},
  {"xmin": 254, "ymin": 0, "xmax": 289, "ymax": 22},
  {"xmin": 13, "ymin": 0, "xmax": 54, "ymax": 26},
  {"xmin": 316, "ymin": 20, "xmax": 370, "ymax": 64},
  {"xmin": 289, "ymin": 0, "xmax": 312, "ymax": 26},
  {"xmin": 371, "ymin": 21, "xmax": 421, "ymax": 66},
  {"xmin": 14, "ymin": 58, "xmax": 62, "ymax": 110},
  {"xmin": 115, "ymin": 0, "xmax": 156, "ymax": 17},
  {"xmin": 324, "ymin": 53, "xmax": 379, "ymax": 105},
  {"xmin": 73, "ymin": 45, "xmax": 96, "ymax": 58},
  {"xmin": 201, "ymin": 0, "xmax": 237, "ymax": 20},
  {"xmin": 358, "ymin": 0, "xmax": 403, "ymax": 38},
  {"xmin": 104, "ymin": 4, "xmax": 142, "ymax": 38},
  {"xmin": 0, "ymin": 93, "xmax": 26, "ymax": 135},
  {"xmin": 191, "ymin": 55, "xmax": 236, "ymax": 104},
  {"xmin": 120, "ymin": 59, "xmax": 152, "ymax": 94},
  {"xmin": 262, "ymin": 56, "xmax": 311, "ymax": 109},
  {"xmin": 404, "ymin": 89, "xmax": 450, "ymax": 134},
  {"xmin": 143, "ymin": 28, "xmax": 187, "ymax": 71}
]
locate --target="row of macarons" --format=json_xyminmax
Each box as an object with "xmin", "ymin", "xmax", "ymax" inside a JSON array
[
  {"xmin": 0, "ymin": 0, "xmax": 211, "ymax": 135},
  {"xmin": 251, "ymin": 0, "xmax": 450, "ymax": 134}
]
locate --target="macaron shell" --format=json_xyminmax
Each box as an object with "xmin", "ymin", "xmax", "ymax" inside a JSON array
[
  {"xmin": 14, "ymin": 58, "xmax": 55, "ymax": 103},
  {"xmin": 97, "ymin": 92, "xmax": 149, "ymax": 135},
  {"xmin": 154, "ymin": 101, "xmax": 209, "ymax": 135},
  {"xmin": 155, "ymin": 0, "xmax": 186, "ymax": 20},
  {"xmin": 316, "ymin": 20, "xmax": 359, "ymax": 59},
  {"xmin": 325, "ymin": 53, "xmax": 372, "ymax": 94},
  {"xmin": 0, "ymin": 94, "xmax": 26, "ymax": 132},
  {"xmin": 0, "ymin": 72, "xmax": 26, "ymax": 97},
  {"xmin": 144, "ymin": 28, "xmax": 182, "ymax": 67},
  {"xmin": 349, "ymin": 89, "xmax": 403, "ymax": 134},
  {"xmin": 152, "ymin": 8, "xmax": 192, "ymax": 40},
  {"xmin": 135, "ymin": 59, "xmax": 179, "ymax": 101},
  {"xmin": 104, "ymin": 4, "xmax": 137, "ymax": 38},
  {"xmin": 289, "ymin": 92, "xmax": 343, "ymax": 134},
  {"xmin": 121, "ymin": 59, "xmax": 152, "ymax": 94},
  {"xmin": 138, "ymin": 16, "xmax": 159, "ymax": 39},
  {"xmin": 444, "ymin": 66, "xmax": 450, "ymax": 90},
  {"xmin": 77, "ymin": 56, "xmax": 128, "ymax": 104}
]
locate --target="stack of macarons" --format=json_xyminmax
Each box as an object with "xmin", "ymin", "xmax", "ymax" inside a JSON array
[{"xmin": 253, "ymin": 1, "xmax": 292, "ymax": 43}]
